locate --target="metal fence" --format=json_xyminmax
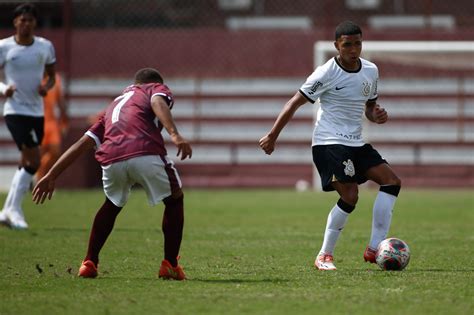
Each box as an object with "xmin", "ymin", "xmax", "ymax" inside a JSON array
[
  {"xmin": 0, "ymin": 1, "xmax": 473, "ymax": 188},
  {"xmin": 1, "ymin": 0, "xmax": 473, "ymax": 80}
]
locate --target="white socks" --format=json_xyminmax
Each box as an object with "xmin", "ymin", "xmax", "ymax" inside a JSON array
[
  {"xmin": 369, "ymin": 191, "xmax": 397, "ymax": 249},
  {"xmin": 319, "ymin": 204, "xmax": 349, "ymax": 256},
  {"xmin": 1, "ymin": 168, "xmax": 21, "ymax": 212},
  {"xmin": 1, "ymin": 168, "xmax": 33, "ymax": 219}
]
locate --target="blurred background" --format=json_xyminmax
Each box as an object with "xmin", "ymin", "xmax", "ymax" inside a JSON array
[{"xmin": 0, "ymin": 0, "xmax": 473, "ymax": 190}]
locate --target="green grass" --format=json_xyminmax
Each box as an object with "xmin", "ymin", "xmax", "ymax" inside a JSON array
[{"xmin": 0, "ymin": 188, "xmax": 473, "ymax": 315}]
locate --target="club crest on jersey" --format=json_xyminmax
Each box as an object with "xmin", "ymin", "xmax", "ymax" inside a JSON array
[
  {"xmin": 362, "ymin": 82, "xmax": 371, "ymax": 96},
  {"xmin": 308, "ymin": 81, "xmax": 323, "ymax": 95},
  {"xmin": 343, "ymin": 159, "xmax": 355, "ymax": 177}
]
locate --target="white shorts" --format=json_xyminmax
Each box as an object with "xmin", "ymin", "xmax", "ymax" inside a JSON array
[{"xmin": 101, "ymin": 155, "xmax": 182, "ymax": 207}]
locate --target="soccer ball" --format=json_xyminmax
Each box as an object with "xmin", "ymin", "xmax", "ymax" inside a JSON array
[{"xmin": 376, "ymin": 238, "xmax": 410, "ymax": 271}]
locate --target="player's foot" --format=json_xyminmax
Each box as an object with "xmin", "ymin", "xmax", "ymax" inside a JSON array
[
  {"xmin": 315, "ymin": 253, "xmax": 337, "ymax": 270},
  {"xmin": 0, "ymin": 210, "xmax": 10, "ymax": 227},
  {"xmin": 158, "ymin": 259, "xmax": 186, "ymax": 280},
  {"xmin": 363, "ymin": 246, "xmax": 377, "ymax": 264},
  {"xmin": 78, "ymin": 260, "xmax": 98, "ymax": 278},
  {"xmin": 7, "ymin": 210, "xmax": 28, "ymax": 230}
]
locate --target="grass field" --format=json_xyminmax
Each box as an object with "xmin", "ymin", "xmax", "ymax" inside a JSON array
[{"xmin": 0, "ymin": 188, "xmax": 473, "ymax": 315}]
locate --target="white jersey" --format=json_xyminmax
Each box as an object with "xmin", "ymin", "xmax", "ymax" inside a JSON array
[
  {"xmin": 299, "ymin": 57, "xmax": 378, "ymax": 147},
  {"xmin": 0, "ymin": 35, "xmax": 56, "ymax": 117}
]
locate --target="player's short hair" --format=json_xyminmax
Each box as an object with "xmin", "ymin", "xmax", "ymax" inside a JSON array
[
  {"xmin": 335, "ymin": 21, "xmax": 362, "ymax": 40},
  {"xmin": 134, "ymin": 68, "xmax": 164, "ymax": 84},
  {"xmin": 13, "ymin": 2, "xmax": 38, "ymax": 20}
]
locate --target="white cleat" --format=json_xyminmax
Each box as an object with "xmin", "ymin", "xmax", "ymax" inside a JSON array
[
  {"xmin": 315, "ymin": 253, "xmax": 337, "ymax": 270},
  {"xmin": 7, "ymin": 210, "xmax": 28, "ymax": 230}
]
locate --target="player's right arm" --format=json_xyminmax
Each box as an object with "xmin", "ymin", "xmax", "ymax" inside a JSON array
[
  {"xmin": 259, "ymin": 92, "xmax": 307, "ymax": 155},
  {"xmin": 0, "ymin": 82, "xmax": 16, "ymax": 97},
  {"xmin": 32, "ymin": 135, "xmax": 96, "ymax": 204}
]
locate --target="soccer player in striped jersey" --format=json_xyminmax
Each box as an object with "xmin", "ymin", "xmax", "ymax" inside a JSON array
[
  {"xmin": 259, "ymin": 21, "xmax": 401, "ymax": 270},
  {"xmin": 33, "ymin": 68, "xmax": 192, "ymax": 280}
]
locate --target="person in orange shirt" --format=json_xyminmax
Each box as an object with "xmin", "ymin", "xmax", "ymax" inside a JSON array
[{"xmin": 36, "ymin": 73, "xmax": 68, "ymax": 181}]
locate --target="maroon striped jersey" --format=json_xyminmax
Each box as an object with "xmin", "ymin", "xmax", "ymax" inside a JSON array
[{"xmin": 87, "ymin": 83, "xmax": 174, "ymax": 165}]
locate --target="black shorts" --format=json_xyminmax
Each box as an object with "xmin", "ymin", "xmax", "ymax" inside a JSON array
[
  {"xmin": 312, "ymin": 144, "xmax": 387, "ymax": 192},
  {"xmin": 4, "ymin": 114, "xmax": 44, "ymax": 150}
]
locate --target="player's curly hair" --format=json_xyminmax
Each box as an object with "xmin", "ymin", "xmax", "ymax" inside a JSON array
[
  {"xmin": 335, "ymin": 21, "xmax": 362, "ymax": 40},
  {"xmin": 134, "ymin": 68, "xmax": 164, "ymax": 84},
  {"xmin": 13, "ymin": 2, "xmax": 38, "ymax": 20}
]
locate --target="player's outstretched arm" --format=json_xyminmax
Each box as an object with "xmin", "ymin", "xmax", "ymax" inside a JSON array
[
  {"xmin": 33, "ymin": 135, "xmax": 96, "ymax": 204},
  {"xmin": 259, "ymin": 92, "xmax": 307, "ymax": 155},
  {"xmin": 151, "ymin": 95, "xmax": 192, "ymax": 160}
]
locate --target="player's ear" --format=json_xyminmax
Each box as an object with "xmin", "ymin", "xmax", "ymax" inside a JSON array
[{"xmin": 334, "ymin": 41, "xmax": 339, "ymax": 51}]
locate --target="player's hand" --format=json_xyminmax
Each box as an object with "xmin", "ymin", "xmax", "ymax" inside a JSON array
[
  {"xmin": 259, "ymin": 134, "xmax": 276, "ymax": 155},
  {"xmin": 4, "ymin": 85, "xmax": 16, "ymax": 97},
  {"xmin": 171, "ymin": 134, "xmax": 192, "ymax": 160},
  {"xmin": 32, "ymin": 175, "xmax": 56, "ymax": 204},
  {"xmin": 373, "ymin": 104, "xmax": 388, "ymax": 124},
  {"xmin": 38, "ymin": 85, "xmax": 48, "ymax": 97}
]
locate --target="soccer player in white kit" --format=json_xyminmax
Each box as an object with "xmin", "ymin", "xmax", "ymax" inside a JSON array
[
  {"xmin": 0, "ymin": 3, "xmax": 56, "ymax": 229},
  {"xmin": 33, "ymin": 68, "xmax": 192, "ymax": 280},
  {"xmin": 259, "ymin": 21, "xmax": 402, "ymax": 270}
]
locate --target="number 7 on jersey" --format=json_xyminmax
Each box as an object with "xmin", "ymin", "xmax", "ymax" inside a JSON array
[{"xmin": 111, "ymin": 91, "xmax": 134, "ymax": 123}]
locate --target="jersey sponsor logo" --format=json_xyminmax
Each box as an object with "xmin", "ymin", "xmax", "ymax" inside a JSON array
[
  {"xmin": 308, "ymin": 81, "xmax": 323, "ymax": 95},
  {"xmin": 335, "ymin": 86, "xmax": 346, "ymax": 90},
  {"xmin": 336, "ymin": 132, "xmax": 361, "ymax": 140},
  {"xmin": 343, "ymin": 159, "xmax": 355, "ymax": 177},
  {"xmin": 362, "ymin": 82, "xmax": 371, "ymax": 96}
]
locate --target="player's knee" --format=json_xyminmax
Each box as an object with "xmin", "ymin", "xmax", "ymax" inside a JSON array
[
  {"xmin": 341, "ymin": 189, "xmax": 359, "ymax": 207},
  {"xmin": 380, "ymin": 184, "xmax": 401, "ymax": 197},
  {"xmin": 337, "ymin": 198, "xmax": 356, "ymax": 214},
  {"xmin": 163, "ymin": 191, "xmax": 184, "ymax": 207},
  {"xmin": 22, "ymin": 165, "xmax": 39, "ymax": 175}
]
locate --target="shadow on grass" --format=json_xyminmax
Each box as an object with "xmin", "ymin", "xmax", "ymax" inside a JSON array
[
  {"xmin": 189, "ymin": 278, "xmax": 290, "ymax": 284},
  {"xmin": 78, "ymin": 277, "xmax": 291, "ymax": 283}
]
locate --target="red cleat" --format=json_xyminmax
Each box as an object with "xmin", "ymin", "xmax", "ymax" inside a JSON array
[
  {"xmin": 363, "ymin": 246, "xmax": 377, "ymax": 264},
  {"xmin": 78, "ymin": 260, "xmax": 98, "ymax": 278},
  {"xmin": 158, "ymin": 259, "xmax": 186, "ymax": 280}
]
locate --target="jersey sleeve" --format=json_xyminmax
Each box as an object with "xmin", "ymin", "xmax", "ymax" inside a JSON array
[
  {"xmin": 45, "ymin": 40, "xmax": 56, "ymax": 65},
  {"xmin": 368, "ymin": 66, "xmax": 379, "ymax": 101},
  {"xmin": 151, "ymin": 84, "xmax": 174, "ymax": 109},
  {"xmin": 299, "ymin": 67, "xmax": 329, "ymax": 104},
  {"xmin": 85, "ymin": 114, "xmax": 105, "ymax": 149}
]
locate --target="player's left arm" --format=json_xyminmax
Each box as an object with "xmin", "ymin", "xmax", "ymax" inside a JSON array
[
  {"xmin": 365, "ymin": 99, "xmax": 388, "ymax": 124},
  {"xmin": 38, "ymin": 63, "xmax": 56, "ymax": 96},
  {"xmin": 33, "ymin": 135, "xmax": 96, "ymax": 204},
  {"xmin": 151, "ymin": 95, "xmax": 192, "ymax": 160}
]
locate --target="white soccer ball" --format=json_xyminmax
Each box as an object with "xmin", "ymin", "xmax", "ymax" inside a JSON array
[
  {"xmin": 376, "ymin": 238, "xmax": 410, "ymax": 271},
  {"xmin": 295, "ymin": 179, "xmax": 310, "ymax": 192}
]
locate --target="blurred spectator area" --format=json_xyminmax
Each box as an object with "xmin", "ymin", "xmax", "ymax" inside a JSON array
[
  {"xmin": 0, "ymin": 0, "xmax": 473, "ymax": 189},
  {"xmin": 0, "ymin": 0, "xmax": 473, "ymax": 29}
]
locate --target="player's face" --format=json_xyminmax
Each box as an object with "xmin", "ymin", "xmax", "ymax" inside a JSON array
[
  {"xmin": 13, "ymin": 13, "xmax": 37, "ymax": 38},
  {"xmin": 334, "ymin": 34, "xmax": 362, "ymax": 69}
]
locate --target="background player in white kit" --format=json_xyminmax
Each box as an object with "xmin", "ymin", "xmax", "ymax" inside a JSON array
[
  {"xmin": 0, "ymin": 3, "xmax": 56, "ymax": 229},
  {"xmin": 33, "ymin": 68, "xmax": 192, "ymax": 280},
  {"xmin": 259, "ymin": 21, "xmax": 402, "ymax": 270}
]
